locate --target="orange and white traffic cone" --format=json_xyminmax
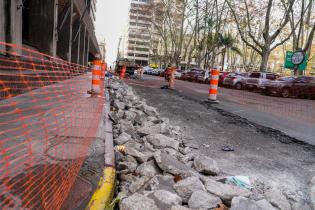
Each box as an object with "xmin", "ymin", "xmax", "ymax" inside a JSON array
[
  {"xmin": 207, "ymin": 68, "xmax": 220, "ymax": 103},
  {"xmin": 88, "ymin": 58, "xmax": 102, "ymax": 95}
]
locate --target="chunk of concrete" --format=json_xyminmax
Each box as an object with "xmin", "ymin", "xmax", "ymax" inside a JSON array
[
  {"xmin": 231, "ymin": 197, "xmax": 271, "ymax": 210},
  {"xmin": 205, "ymin": 179, "xmax": 251, "ymax": 202},
  {"xmin": 193, "ymin": 155, "xmax": 220, "ymax": 175},
  {"xmin": 174, "ymin": 176, "xmax": 206, "ymax": 203},
  {"xmin": 137, "ymin": 123, "xmax": 170, "ymax": 137},
  {"xmin": 113, "ymin": 99, "xmax": 126, "ymax": 110},
  {"xmin": 128, "ymin": 176, "xmax": 150, "ymax": 194},
  {"xmin": 117, "ymin": 161, "xmax": 138, "ymax": 174},
  {"xmin": 120, "ymin": 193, "xmax": 159, "ymax": 210},
  {"xmin": 147, "ymin": 134, "xmax": 179, "ymax": 150},
  {"xmin": 154, "ymin": 151, "xmax": 194, "ymax": 177},
  {"xmin": 125, "ymin": 142, "xmax": 152, "ymax": 163},
  {"xmin": 265, "ymin": 188, "xmax": 291, "ymax": 210},
  {"xmin": 136, "ymin": 160, "xmax": 161, "ymax": 178},
  {"xmin": 114, "ymin": 132, "xmax": 131, "ymax": 145},
  {"xmin": 124, "ymin": 111, "xmax": 137, "ymax": 122},
  {"xmin": 149, "ymin": 190, "xmax": 182, "ymax": 210},
  {"xmin": 147, "ymin": 175, "xmax": 176, "ymax": 193},
  {"xmin": 188, "ymin": 190, "xmax": 221, "ymax": 209}
]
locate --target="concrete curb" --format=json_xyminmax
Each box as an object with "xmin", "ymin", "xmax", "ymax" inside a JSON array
[{"xmin": 87, "ymin": 85, "xmax": 116, "ymax": 210}]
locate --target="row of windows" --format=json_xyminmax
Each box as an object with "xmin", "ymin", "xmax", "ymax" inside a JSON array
[
  {"xmin": 128, "ymin": 47, "xmax": 150, "ymax": 52},
  {"xmin": 129, "ymin": 40, "xmax": 150, "ymax": 46},
  {"xmin": 129, "ymin": 34, "xmax": 151, "ymax": 40},
  {"xmin": 130, "ymin": 15, "xmax": 152, "ymax": 23},
  {"xmin": 130, "ymin": 22, "xmax": 152, "ymax": 28},
  {"xmin": 128, "ymin": 53, "xmax": 149, "ymax": 58}
]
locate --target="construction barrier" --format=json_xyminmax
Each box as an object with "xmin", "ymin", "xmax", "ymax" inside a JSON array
[
  {"xmin": 0, "ymin": 42, "xmax": 104, "ymax": 209},
  {"xmin": 90, "ymin": 59, "xmax": 102, "ymax": 94},
  {"xmin": 209, "ymin": 68, "xmax": 220, "ymax": 101}
]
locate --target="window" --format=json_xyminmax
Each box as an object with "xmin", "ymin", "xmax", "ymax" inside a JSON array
[
  {"xmin": 266, "ymin": 74, "xmax": 277, "ymax": 80},
  {"xmin": 250, "ymin": 73, "xmax": 260, "ymax": 78}
]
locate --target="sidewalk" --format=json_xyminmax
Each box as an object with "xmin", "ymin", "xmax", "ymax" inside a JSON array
[{"xmin": 0, "ymin": 73, "xmax": 106, "ymax": 209}]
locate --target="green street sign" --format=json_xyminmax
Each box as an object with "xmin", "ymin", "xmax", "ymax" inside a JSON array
[{"xmin": 284, "ymin": 51, "xmax": 307, "ymax": 71}]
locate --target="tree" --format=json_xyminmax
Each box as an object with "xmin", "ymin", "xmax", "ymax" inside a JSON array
[
  {"xmin": 218, "ymin": 33, "xmax": 242, "ymax": 70},
  {"xmin": 227, "ymin": 0, "xmax": 296, "ymax": 72}
]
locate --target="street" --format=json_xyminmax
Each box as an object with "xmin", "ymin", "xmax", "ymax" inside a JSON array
[
  {"xmin": 124, "ymin": 75, "xmax": 315, "ymax": 207},
  {"xmin": 127, "ymin": 75, "xmax": 315, "ymax": 145}
]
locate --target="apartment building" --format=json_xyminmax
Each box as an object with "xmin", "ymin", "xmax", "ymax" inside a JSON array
[{"xmin": 125, "ymin": 0, "xmax": 153, "ymax": 66}]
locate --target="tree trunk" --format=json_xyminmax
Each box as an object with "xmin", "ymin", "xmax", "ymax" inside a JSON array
[
  {"xmin": 221, "ymin": 49, "xmax": 226, "ymax": 71},
  {"xmin": 259, "ymin": 50, "xmax": 270, "ymax": 72}
]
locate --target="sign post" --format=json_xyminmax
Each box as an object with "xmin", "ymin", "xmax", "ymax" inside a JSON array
[
  {"xmin": 291, "ymin": 51, "xmax": 306, "ymax": 76},
  {"xmin": 284, "ymin": 51, "xmax": 307, "ymax": 75}
]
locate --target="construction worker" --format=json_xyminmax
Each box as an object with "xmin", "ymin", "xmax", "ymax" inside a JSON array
[
  {"xmin": 120, "ymin": 65, "xmax": 126, "ymax": 79},
  {"xmin": 140, "ymin": 65, "xmax": 144, "ymax": 79},
  {"xmin": 168, "ymin": 65, "xmax": 177, "ymax": 89}
]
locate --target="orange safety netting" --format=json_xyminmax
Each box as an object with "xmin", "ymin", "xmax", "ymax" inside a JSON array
[{"xmin": 0, "ymin": 42, "xmax": 104, "ymax": 209}]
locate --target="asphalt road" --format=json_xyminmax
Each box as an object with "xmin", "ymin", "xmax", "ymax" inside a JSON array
[
  {"xmin": 126, "ymin": 75, "xmax": 315, "ymax": 207},
  {"xmin": 127, "ymin": 75, "xmax": 315, "ymax": 145}
]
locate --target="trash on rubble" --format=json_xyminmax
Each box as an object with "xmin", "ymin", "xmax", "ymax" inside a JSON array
[
  {"xmin": 214, "ymin": 203, "xmax": 229, "ymax": 210},
  {"xmin": 225, "ymin": 176, "xmax": 252, "ymax": 191},
  {"xmin": 202, "ymin": 144, "xmax": 210, "ymax": 148},
  {"xmin": 222, "ymin": 145, "xmax": 234, "ymax": 152},
  {"xmin": 115, "ymin": 145, "xmax": 126, "ymax": 153}
]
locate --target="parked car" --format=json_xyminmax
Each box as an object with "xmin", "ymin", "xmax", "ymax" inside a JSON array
[
  {"xmin": 223, "ymin": 72, "xmax": 249, "ymax": 90},
  {"xmin": 183, "ymin": 68, "xmax": 204, "ymax": 81},
  {"xmin": 262, "ymin": 76, "xmax": 315, "ymax": 98},
  {"xmin": 175, "ymin": 69, "xmax": 184, "ymax": 79},
  {"xmin": 245, "ymin": 72, "xmax": 279, "ymax": 91},
  {"xmin": 219, "ymin": 72, "xmax": 231, "ymax": 85},
  {"xmin": 143, "ymin": 66, "xmax": 153, "ymax": 74},
  {"xmin": 149, "ymin": 69, "xmax": 160, "ymax": 76},
  {"xmin": 147, "ymin": 69, "xmax": 154, "ymax": 75},
  {"xmin": 196, "ymin": 70, "xmax": 209, "ymax": 83}
]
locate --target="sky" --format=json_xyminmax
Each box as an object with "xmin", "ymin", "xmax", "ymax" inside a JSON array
[{"xmin": 95, "ymin": 0, "xmax": 130, "ymax": 66}]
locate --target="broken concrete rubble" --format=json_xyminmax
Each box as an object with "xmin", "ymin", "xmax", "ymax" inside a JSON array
[
  {"xmin": 120, "ymin": 193, "xmax": 159, "ymax": 210},
  {"xmin": 193, "ymin": 155, "xmax": 220, "ymax": 175},
  {"xmin": 146, "ymin": 134, "xmax": 179, "ymax": 150},
  {"xmin": 173, "ymin": 176, "xmax": 206, "ymax": 203},
  {"xmin": 204, "ymin": 178, "xmax": 251, "ymax": 203},
  {"xmin": 148, "ymin": 190, "xmax": 182, "ymax": 210},
  {"xmin": 188, "ymin": 190, "xmax": 221, "ymax": 209},
  {"xmin": 264, "ymin": 188, "xmax": 292, "ymax": 210},
  {"xmin": 109, "ymin": 79, "xmax": 305, "ymax": 210},
  {"xmin": 230, "ymin": 196, "xmax": 275, "ymax": 210}
]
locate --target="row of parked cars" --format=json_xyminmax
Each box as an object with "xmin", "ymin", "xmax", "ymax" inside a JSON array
[{"xmin": 145, "ymin": 67, "xmax": 315, "ymax": 99}]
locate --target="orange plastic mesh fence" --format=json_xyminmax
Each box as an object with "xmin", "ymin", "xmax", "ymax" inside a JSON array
[{"xmin": 0, "ymin": 42, "xmax": 104, "ymax": 209}]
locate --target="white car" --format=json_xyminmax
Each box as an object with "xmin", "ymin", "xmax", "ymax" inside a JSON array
[
  {"xmin": 175, "ymin": 70, "xmax": 183, "ymax": 79},
  {"xmin": 245, "ymin": 72, "xmax": 279, "ymax": 90}
]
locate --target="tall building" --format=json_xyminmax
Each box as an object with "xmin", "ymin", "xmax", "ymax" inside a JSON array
[
  {"xmin": 125, "ymin": 0, "xmax": 153, "ymax": 66},
  {"xmin": 0, "ymin": 0, "xmax": 100, "ymax": 65}
]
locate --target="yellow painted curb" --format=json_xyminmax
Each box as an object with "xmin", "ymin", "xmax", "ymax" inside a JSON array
[{"xmin": 86, "ymin": 167, "xmax": 116, "ymax": 210}]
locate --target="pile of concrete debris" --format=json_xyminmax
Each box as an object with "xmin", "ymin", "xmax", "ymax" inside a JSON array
[{"xmin": 108, "ymin": 79, "xmax": 311, "ymax": 210}]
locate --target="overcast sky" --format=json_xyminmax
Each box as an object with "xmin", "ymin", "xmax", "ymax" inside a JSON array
[{"xmin": 95, "ymin": 1, "xmax": 130, "ymax": 66}]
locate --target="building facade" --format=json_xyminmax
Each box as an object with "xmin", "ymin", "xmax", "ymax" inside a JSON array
[
  {"xmin": 125, "ymin": 0, "xmax": 153, "ymax": 66},
  {"xmin": 0, "ymin": 0, "xmax": 100, "ymax": 65}
]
